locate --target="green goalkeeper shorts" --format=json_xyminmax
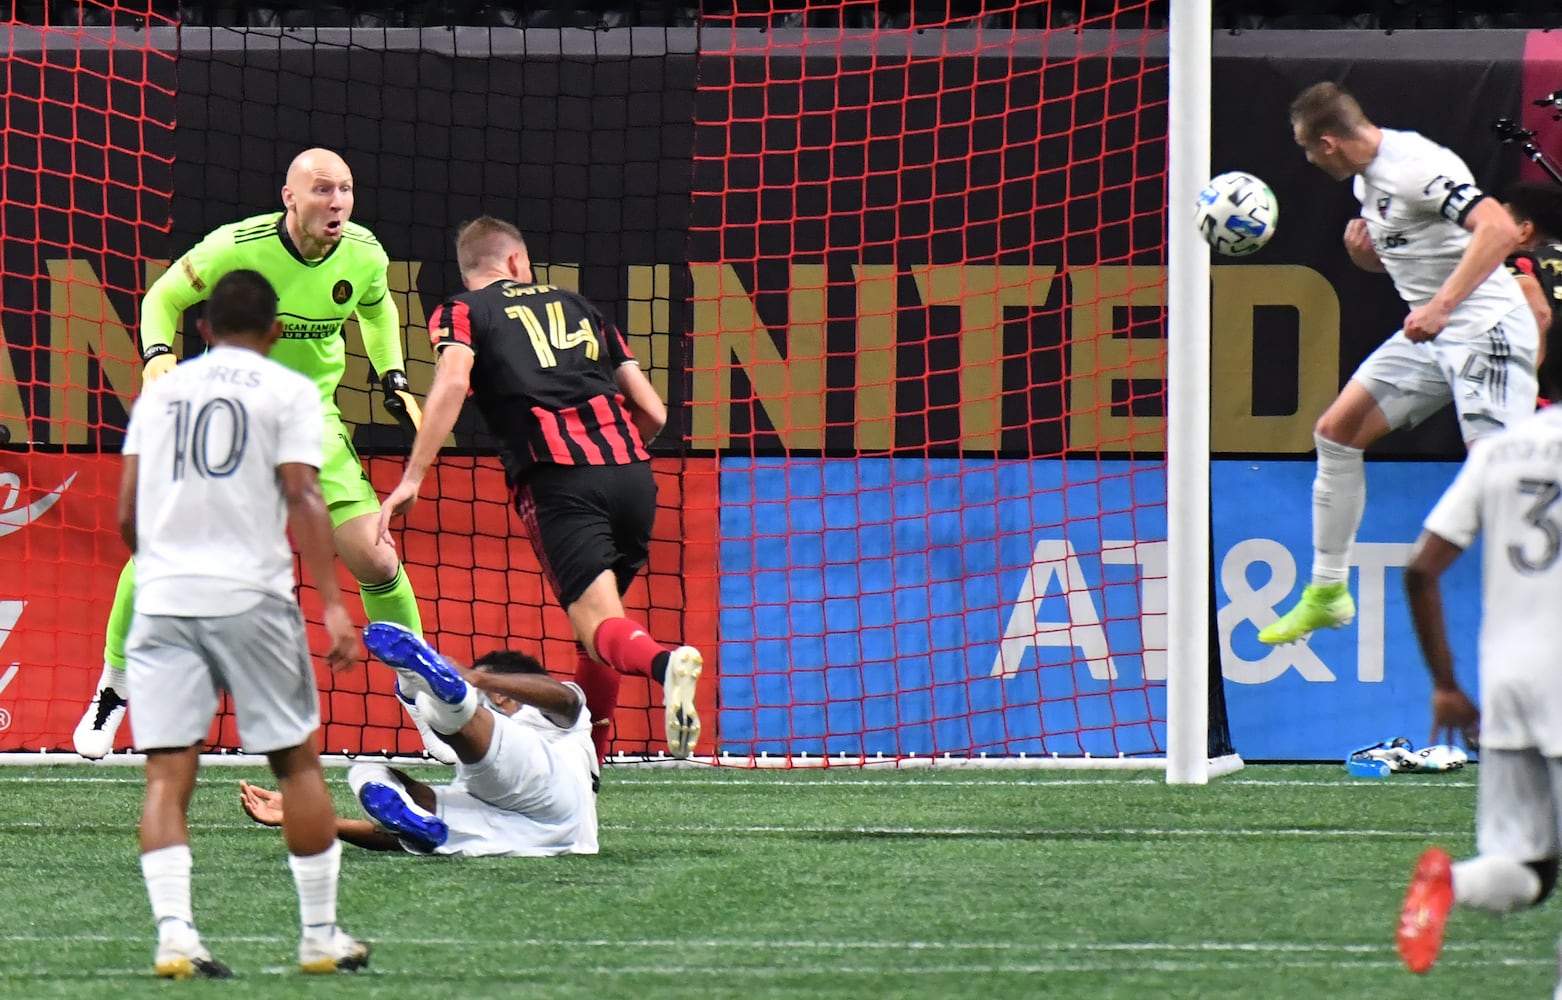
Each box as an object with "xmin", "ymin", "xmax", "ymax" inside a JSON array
[{"xmin": 319, "ymin": 412, "xmax": 382, "ymax": 529}]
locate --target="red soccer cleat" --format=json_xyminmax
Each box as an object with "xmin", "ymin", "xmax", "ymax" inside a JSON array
[{"xmin": 1397, "ymin": 847, "xmax": 1454, "ymax": 974}]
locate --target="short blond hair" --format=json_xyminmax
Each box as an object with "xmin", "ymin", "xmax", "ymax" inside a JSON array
[
  {"xmin": 455, "ymin": 216, "xmax": 527, "ymax": 276},
  {"xmin": 1289, "ymin": 81, "xmax": 1370, "ymax": 143}
]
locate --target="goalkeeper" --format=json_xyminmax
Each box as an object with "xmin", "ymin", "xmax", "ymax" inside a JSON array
[{"xmin": 73, "ymin": 148, "xmax": 454, "ymax": 763}]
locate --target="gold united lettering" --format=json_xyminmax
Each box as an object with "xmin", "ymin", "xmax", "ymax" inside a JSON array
[{"xmin": 15, "ymin": 258, "xmax": 1339, "ymax": 453}]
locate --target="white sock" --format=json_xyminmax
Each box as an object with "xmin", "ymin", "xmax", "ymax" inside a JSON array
[
  {"xmin": 288, "ymin": 840, "xmax": 342, "ymax": 938},
  {"xmin": 1452, "ymin": 855, "xmax": 1541, "ymax": 914},
  {"xmin": 346, "ymin": 763, "xmax": 397, "ymax": 800},
  {"xmin": 141, "ymin": 844, "xmax": 194, "ymax": 936},
  {"xmin": 1310, "ymin": 432, "xmax": 1365, "ymax": 586},
  {"xmin": 414, "ymin": 687, "xmax": 477, "ymax": 736},
  {"xmin": 100, "ymin": 664, "xmax": 128, "ymax": 695}
]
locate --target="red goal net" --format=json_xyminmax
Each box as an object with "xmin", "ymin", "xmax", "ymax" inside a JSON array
[
  {"xmin": 687, "ymin": 1, "xmax": 1189, "ymax": 762},
  {"xmin": 0, "ymin": 3, "xmax": 179, "ymax": 748},
  {"xmin": 1, "ymin": 1, "xmax": 1229, "ymax": 766}
]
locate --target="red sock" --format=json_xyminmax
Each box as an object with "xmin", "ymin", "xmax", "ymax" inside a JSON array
[
  {"xmin": 572, "ymin": 647, "xmax": 621, "ymax": 764},
  {"xmin": 593, "ymin": 617, "xmax": 669, "ymax": 679}
]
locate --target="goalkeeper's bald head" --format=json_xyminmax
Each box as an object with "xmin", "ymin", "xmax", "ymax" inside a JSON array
[{"xmin": 455, "ymin": 216, "xmax": 533, "ymax": 288}]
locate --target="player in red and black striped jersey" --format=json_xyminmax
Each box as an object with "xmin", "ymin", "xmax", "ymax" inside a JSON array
[
  {"xmin": 378, "ymin": 217, "xmax": 703, "ymax": 761},
  {"xmin": 1502, "ymin": 182, "xmax": 1562, "ymax": 401}
]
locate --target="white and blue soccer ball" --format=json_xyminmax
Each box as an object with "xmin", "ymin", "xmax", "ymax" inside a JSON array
[{"xmin": 1195, "ymin": 171, "xmax": 1278, "ymax": 257}]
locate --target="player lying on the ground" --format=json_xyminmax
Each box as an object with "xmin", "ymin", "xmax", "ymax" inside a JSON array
[
  {"xmin": 240, "ymin": 623, "xmax": 599, "ymax": 857},
  {"xmin": 75, "ymin": 147, "xmax": 453, "ymax": 765}
]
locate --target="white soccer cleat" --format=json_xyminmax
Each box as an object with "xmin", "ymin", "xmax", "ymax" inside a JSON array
[
  {"xmin": 298, "ymin": 926, "xmax": 370, "ymax": 974},
  {"xmin": 663, "ymin": 646, "xmax": 703, "ymax": 759},
  {"xmin": 154, "ymin": 926, "xmax": 232, "ymax": 980},
  {"xmin": 73, "ymin": 685, "xmax": 128, "ymax": 760}
]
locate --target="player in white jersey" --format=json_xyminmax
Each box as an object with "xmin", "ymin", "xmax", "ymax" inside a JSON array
[
  {"xmin": 1260, "ymin": 81, "xmax": 1540, "ymax": 645},
  {"xmin": 240, "ymin": 624, "xmax": 599, "ymax": 858},
  {"xmin": 119, "ymin": 269, "xmax": 369, "ymax": 978},
  {"xmin": 1393, "ymin": 374, "xmax": 1562, "ymax": 986}
]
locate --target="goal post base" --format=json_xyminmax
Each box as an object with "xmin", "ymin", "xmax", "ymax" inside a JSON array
[{"xmin": 0, "ymin": 751, "xmax": 1247, "ymax": 775}]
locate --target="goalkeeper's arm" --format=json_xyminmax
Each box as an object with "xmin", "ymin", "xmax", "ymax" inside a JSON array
[
  {"xmin": 355, "ymin": 291, "xmax": 423, "ymax": 435},
  {"xmin": 139, "ymin": 254, "xmax": 213, "ymax": 383}
]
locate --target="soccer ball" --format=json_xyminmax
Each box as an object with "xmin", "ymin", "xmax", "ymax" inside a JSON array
[{"xmin": 1195, "ymin": 171, "xmax": 1278, "ymax": 257}]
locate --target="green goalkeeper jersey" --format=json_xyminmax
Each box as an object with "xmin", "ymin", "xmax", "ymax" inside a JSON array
[{"xmin": 140, "ymin": 212, "xmax": 405, "ymax": 409}]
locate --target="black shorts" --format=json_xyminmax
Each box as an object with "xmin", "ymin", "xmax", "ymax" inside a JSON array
[{"xmin": 512, "ymin": 461, "xmax": 657, "ymax": 608}]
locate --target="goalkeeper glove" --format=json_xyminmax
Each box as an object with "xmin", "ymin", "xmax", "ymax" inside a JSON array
[
  {"xmin": 141, "ymin": 344, "xmax": 177, "ymax": 383},
  {"xmin": 380, "ymin": 370, "xmax": 424, "ymax": 435}
]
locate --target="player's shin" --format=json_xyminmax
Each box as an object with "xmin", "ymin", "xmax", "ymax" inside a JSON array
[
  {"xmin": 288, "ymin": 840, "xmax": 343, "ymax": 938},
  {"xmin": 573, "ymin": 644, "xmax": 622, "ymax": 762},
  {"xmin": 74, "ymin": 561, "xmax": 135, "ymax": 758},
  {"xmin": 1311, "ymin": 433, "xmax": 1366, "ymax": 586},
  {"xmin": 592, "ymin": 617, "xmax": 671, "ymax": 680},
  {"xmin": 140, "ymin": 844, "xmax": 195, "ymax": 936},
  {"xmin": 357, "ymin": 564, "xmax": 423, "ymax": 634}
]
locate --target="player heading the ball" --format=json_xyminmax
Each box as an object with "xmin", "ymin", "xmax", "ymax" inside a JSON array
[{"xmin": 1258, "ymin": 81, "xmax": 1538, "ymax": 647}]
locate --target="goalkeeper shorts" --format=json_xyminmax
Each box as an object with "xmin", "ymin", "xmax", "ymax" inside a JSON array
[{"xmin": 318, "ymin": 412, "xmax": 382, "ymax": 528}]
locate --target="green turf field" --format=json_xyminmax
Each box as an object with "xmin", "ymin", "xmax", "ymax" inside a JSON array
[{"xmin": 0, "ymin": 763, "xmax": 1548, "ymax": 998}]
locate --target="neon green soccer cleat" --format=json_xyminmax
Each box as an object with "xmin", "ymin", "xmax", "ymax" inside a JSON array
[{"xmin": 1257, "ymin": 582, "xmax": 1355, "ymax": 645}]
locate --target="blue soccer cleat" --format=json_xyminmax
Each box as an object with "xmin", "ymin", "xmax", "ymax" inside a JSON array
[
  {"xmin": 357, "ymin": 781, "xmax": 449, "ymax": 854},
  {"xmin": 362, "ymin": 622, "xmax": 468, "ymax": 705}
]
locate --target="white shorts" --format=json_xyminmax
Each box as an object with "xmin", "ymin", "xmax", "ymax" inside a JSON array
[
  {"xmin": 430, "ymin": 708, "xmax": 599, "ymax": 858},
  {"xmin": 1475, "ymin": 748, "xmax": 1562, "ymax": 862},
  {"xmin": 125, "ymin": 594, "xmax": 319, "ymax": 754},
  {"xmin": 1355, "ymin": 303, "xmax": 1538, "ymax": 442}
]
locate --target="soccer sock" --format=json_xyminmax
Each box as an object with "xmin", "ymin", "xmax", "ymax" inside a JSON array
[
  {"xmin": 101, "ymin": 559, "xmax": 136, "ymax": 684},
  {"xmin": 592, "ymin": 617, "xmax": 671, "ymax": 680},
  {"xmin": 358, "ymin": 565, "xmax": 423, "ymax": 634},
  {"xmin": 140, "ymin": 844, "xmax": 194, "ymax": 937},
  {"xmin": 572, "ymin": 644, "xmax": 622, "ymax": 763},
  {"xmin": 1452, "ymin": 855, "xmax": 1542, "ymax": 914},
  {"xmin": 347, "ymin": 764, "xmax": 438, "ymax": 817},
  {"xmin": 288, "ymin": 840, "xmax": 342, "ymax": 938},
  {"xmin": 1310, "ymin": 432, "xmax": 1366, "ymax": 587}
]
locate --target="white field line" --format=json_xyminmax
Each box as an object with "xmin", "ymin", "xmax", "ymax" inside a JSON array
[
  {"xmin": 0, "ymin": 935, "xmax": 1507, "ymax": 953},
  {"xmin": 0, "ymin": 775, "xmax": 1478, "ymax": 789},
  {"xmin": 0, "ymin": 958, "xmax": 1547, "ymax": 978},
  {"xmin": 0, "ymin": 820, "xmax": 1468, "ymax": 837}
]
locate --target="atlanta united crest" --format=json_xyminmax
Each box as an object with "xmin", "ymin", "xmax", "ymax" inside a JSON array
[{"xmin": 332, "ymin": 280, "xmax": 353, "ymax": 304}]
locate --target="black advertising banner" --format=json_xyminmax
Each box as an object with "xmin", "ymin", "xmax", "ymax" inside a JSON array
[
  {"xmin": 172, "ymin": 27, "xmax": 699, "ymax": 453},
  {"xmin": 690, "ymin": 32, "xmax": 1168, "ymax": 458},
  {"xmin": 0, "ymin": 27, "xmax": 1546, "ymax": 460}
]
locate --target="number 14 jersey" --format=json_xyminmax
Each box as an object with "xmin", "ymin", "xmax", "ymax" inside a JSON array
[
  {"xmin": 427, "ymin": 281, "xmax": 649, "ymax": 489},
  {"xmin": 123, "ymin": 345, "xmax": 325, "ymax": 618}
]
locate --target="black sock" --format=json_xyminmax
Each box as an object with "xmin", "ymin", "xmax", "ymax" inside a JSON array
[{"xmin": 651, "ymin": 651, "xmax": 670, "ymax": 686}]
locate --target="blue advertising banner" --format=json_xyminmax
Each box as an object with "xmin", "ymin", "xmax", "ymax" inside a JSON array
[
  {"xmin": 718, "ymin": 457, "xmax": 1482, "ymax": 762},
  {"xmin": 1216, "ymin": 460, "xmax": 1481, "ymax": 761},
  {"xmin": 717, "ymin": 457, "xmax": 1169, "ymax": 758}
]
